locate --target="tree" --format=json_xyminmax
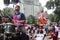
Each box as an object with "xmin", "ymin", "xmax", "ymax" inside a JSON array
[
  {"xmin": 46, "ymin": 0, "xmax": 60, "ymax": 22},
  {"xmin": 49, "ymin": 14, "xmax": 54, "ymax": 22},
  {"xmin": 54, "ymin": 0, "xmax": 60, "ymax": 22},
  {"xmin": 27, "ymin": 15, "xmax": 36, "ymax": 24},
  {"xmin": 46, "ymin": 0, "xmax": 54, "ymax": 9},
  {"xmin": 3, "ymin": 7, "xmax": 14, "ymax": 18},
  {"xmin": 1, "ymin": 7, "xmax": 14, "ymax": 23},
  {"xmin": 55, "ymin": 0, "xmax": 60, "ymax": 6},
  {"xmin": 54, "ymin": 7, "xmax": 60, "ymax": 22}
]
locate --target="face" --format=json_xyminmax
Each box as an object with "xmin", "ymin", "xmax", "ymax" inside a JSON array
[{"xmin": 15, "ymin": 6, "xmax": 20, "ymax": 12}]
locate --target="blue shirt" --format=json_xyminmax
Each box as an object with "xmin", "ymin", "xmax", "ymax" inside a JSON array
[{"xmin": 11, "ymin": 12, "xmax": 26, "ymax": 26}]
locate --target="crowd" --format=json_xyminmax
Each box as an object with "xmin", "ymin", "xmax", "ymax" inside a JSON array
[{"xmin": 25, "ymin": 22, "xmax": 60, "ymax": 40}]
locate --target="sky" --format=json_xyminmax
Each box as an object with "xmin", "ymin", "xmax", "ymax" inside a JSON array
[
  {"xmin": 0, "ymin": 0, "xmax": 14, "ymax": 10},
  {"xmin": 0, "ymin": 0, "xmax": 5, "ymax": 10},
  {"xmin": 39, "ymin": 0, "xmax": 49, "ymax": 7},
  {"xmin": 0, "ymin": 0, "xmax": 55, "ymax": 14},
  {"xmin": 39, "ymin": 0, "xmax": 55, "ymax": 14}
]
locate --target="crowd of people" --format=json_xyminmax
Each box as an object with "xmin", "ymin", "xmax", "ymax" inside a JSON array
[{"xmin": 25, "ymin": 22, "xmax": 60, "ymax": 40}]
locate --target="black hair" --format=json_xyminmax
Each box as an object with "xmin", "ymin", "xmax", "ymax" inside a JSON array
[
  {"xmin": 37, "ymin": 30, "xmax": 39, "ymax": 34},
  {"xmin": 33, "ymin": 30, "xmax": 35, "ymax": 33},
  {"xmin": 40, "ymin": 26, "xmax": 43, "ymax": 29},
  {"xmin": 16, "ymin": 5, "xmax": 20, "ymax": 9},
  {"xmin": 35, "ymin": 25, "xmax": 40, "ymax": 28}
]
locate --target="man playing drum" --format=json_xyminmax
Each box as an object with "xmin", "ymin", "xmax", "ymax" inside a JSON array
[{"xmin": 11, "ymin": 5, "xmax": 27, "ymax": 34}]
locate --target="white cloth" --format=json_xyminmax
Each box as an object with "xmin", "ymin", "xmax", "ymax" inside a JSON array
[
  {"xmin": 58, "ymin": 32, "xmax": 60, "ymax": 38},
  {"xmin": 35, "ymin": 34, "xmax": 44, "ymax": 40},
  {"xmin": 43, "ymin": 29, "xmax": 46, "ymax": 35},
  {"xmin": 58, "ymin": 27, "xmax": 60, "ymax": 38},
  {"xmin": 55, "ymin": 26, "xmax": 58, "ymax": 31}
]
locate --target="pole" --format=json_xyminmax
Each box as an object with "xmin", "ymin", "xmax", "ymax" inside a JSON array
[{"xmin": 33, "ymin": 1, "xmax": 34, "ymax": 16}]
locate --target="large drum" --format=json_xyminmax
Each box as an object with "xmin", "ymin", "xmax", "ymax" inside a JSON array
[
  {"xmin": 4, "ymin": 23, "xmax": 16, "ymax": 33},
  {"xmin": 0, "ymin": 24, "xmax": 5, "ymax": 33}
]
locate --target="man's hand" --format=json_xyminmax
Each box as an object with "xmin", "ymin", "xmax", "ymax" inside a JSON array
[{"xmin": 17, "ymin": 20, "xmax": 26, "ymax": 23}]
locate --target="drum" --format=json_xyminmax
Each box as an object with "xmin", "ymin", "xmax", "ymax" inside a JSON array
[
  {"xmin": 12, "ymin": 32, "xmax": 29, "ymax": 40},
  {"xmin": 0, "ymin": 24, "xmax": 4, "ymax": 33},
  {"xmin": 4, "ymin": 23, "xmax": 16, "ymax": 33}
]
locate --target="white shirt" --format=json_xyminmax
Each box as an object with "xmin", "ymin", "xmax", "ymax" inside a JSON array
[
  {"xmin": 58, "ymin": 27, "xmax": 60, "ymax": 38},
  {"xmin": 35, "ymin": 34, "xmax": 44, "ymax": 40}
]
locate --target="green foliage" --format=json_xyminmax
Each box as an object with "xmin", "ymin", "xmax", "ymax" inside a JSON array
[
  {"xmin": 54, "ymin": 0, "xmax": 60, "ymax": 22},
  {"xmin": 46, "ymin": 0, "xmax": 60, "ymax": 22},
  {"xmin": 49, "ymin": 14, "xmax": 54, "ymax": 22},
  {"xmin": 27, "ymin": 15, "xmax": 36, "ymax": 24},
  {"xmin": 54, "ymin": 7, "xmax": 60, "ymax": 22},
  {"xmin": 0, "ymin": 7, "xmax": 14, "ymax": 23},
  {"xmin": 46, "ymin": 0, "xmax": 60, "ymax": 10},
  {"xmin": 46, "ymin": 0, "xmax": 54, "ymax": 9},
  {"xmin": 55, "ymin": 0, "xmax": 60, "ymax": 6},
  {"xmin": 53, "ymin": 14, "xmax": 58, "ymax": 21},
  {"xmin": 2, "ymin": 7, "xmax": 14, "ymax": 18}
]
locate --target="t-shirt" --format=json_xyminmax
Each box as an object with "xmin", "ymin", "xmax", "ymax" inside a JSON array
[
  {"xmin": 35, "ymin": 34, "xmax": 44, "ymax": 40},
  {"xmin": 51, "ymin": 32, "xmax": 57, "ymax": 40},
  {"xmin": 11, "ymin": 12, "xmax": 26, "ymax": 26},
  {"xmin": 44, "ymin": 25, "xmax": 48, "ymax": 31}
]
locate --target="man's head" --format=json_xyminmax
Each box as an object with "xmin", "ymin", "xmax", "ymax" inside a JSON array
[
  {"xmin": 15, "ymin": 5, "xmax": 20, "ymax": 12},
  {"xmin": 40, "ymin": 29, "xmax": 43, "ymax": 33}
]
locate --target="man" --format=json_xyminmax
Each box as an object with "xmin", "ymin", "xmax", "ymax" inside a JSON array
[
  {"xmin": 35, "ymin": 29, "xmax": 44, "ymax": 40},
  {"xmin": 0, "ymin": 14, "xmax": 2, "ymax": 24},
  {"xmin": 11, "ymin": 5, "xmax": 26, "ymax": 34},
  {"xmin": 0, "ymin": 14, "xmax": 4, "ymax": 33},
  {"xmin": 11, "ymin": 5, "xmax": 29, "ymax": 40}
]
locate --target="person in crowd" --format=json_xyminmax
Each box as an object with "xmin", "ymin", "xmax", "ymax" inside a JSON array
[
  {"xmin": 0, "ymin": 14, "xmax": 2, "ymax": 24},
  {"xmin": 48, "ymin": 23, "xmax": 53, "ymax": 32},
  {"xmin": 58, "ymin": 25, "xmax": 60, "ymax": 40},
  {"xmin": 35, "ymin": 29, "xmax": 44, "ymax": 40},
  {"xmin": 44, "ymin": 24, "xmax": 49, "ymax": 34},
  {"xmin": 11, "ymin": 5, "xmax": 26, "ymax": 33},
  {"xmin": 49, "ymin": 30, "xmax": 58, "ymax": 40},
  {"xmin": 11, "ymin": 5, "xmax": 29, "ymax": 40},
  {"xmin": 0, "ymin": 14, "xmax": 4, "ymax": 33}
]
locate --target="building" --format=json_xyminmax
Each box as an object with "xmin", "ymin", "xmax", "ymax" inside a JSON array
[{"xmin": 19, "ymin": 0, "xmax": 43, "ymax": 17}]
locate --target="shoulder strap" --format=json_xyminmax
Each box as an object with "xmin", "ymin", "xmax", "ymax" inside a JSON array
[{"xmin": 19, "ymin": 12, "xmax": 23, "ymax": 16}]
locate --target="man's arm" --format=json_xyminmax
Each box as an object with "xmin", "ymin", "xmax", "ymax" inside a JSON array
[{"xmin": 17, "ymin": 20, "xmax": 26, "ymax": 23}]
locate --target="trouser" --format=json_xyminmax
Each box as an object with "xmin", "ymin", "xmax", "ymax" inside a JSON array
[
  {"xmin": 0, "ymin": 25, "xmax": 4, "ymax": 33},
  {"xmin": 15, "ymin": 26, "xmax": 29, "ymax": 40},
  {"xmin": 13, "ymin": 26, "xmax": 29, "ymax": 40},
  {"xmin": 43, "ymin": 34, "xmax": 46, "ymax": 40},
  {"xmin": 16, "ymin": 26, "xmax": 27, "ymax": 34}
]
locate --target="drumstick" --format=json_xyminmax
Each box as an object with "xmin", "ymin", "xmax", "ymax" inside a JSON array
[{"xmin": 0, "ymin": 24, "xmax": 4, "ymax": 25}]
